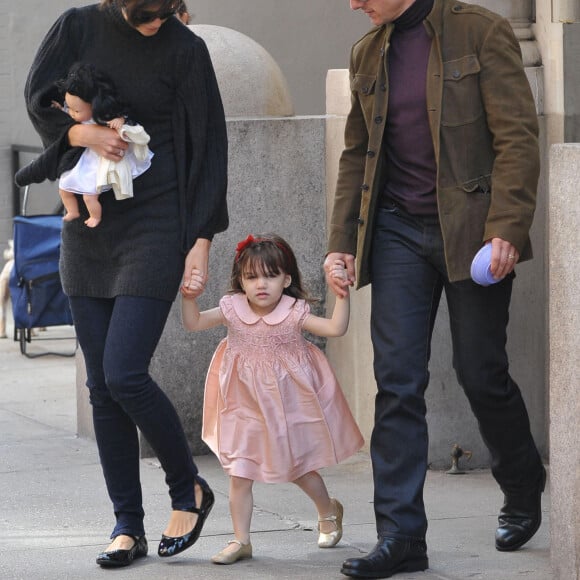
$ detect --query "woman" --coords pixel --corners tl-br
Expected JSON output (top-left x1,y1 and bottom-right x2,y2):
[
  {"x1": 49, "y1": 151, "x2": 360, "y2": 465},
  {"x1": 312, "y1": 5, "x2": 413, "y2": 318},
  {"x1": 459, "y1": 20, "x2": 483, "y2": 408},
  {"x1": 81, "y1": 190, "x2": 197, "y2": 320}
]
[{"x1": 21, "y1": 0, "x2": 228, "y2": 568}]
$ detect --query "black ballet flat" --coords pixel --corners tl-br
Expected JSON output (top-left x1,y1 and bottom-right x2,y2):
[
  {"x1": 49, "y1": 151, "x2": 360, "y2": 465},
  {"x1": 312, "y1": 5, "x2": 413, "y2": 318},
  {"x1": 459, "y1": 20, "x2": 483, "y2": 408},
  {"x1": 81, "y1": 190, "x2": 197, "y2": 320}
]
[
  {"x1": 158, "y1": 477, "x2": 215, "y2": 557},
  {"x1": 96, "y1": 535, "x2": 148, "y2": 568}
]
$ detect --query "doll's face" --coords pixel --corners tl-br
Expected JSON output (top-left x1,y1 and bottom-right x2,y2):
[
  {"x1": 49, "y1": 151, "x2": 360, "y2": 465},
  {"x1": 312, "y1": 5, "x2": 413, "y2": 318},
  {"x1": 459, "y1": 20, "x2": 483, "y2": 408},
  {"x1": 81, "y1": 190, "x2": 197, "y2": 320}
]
[{"x1": 64, "y1": 93, "x2": 92, "y2": 123}]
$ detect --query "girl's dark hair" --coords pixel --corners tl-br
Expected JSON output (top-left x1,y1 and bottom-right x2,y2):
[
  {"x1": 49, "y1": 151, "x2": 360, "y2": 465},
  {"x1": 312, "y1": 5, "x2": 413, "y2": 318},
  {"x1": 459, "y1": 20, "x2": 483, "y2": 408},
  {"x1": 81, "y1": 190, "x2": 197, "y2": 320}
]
[
  {"x1": 56, "y1": 62, "x2": 128, "y2": 125},
  {"x1": 230, "y1": 234, "x2": 314, "y2": 303},
  {"x1": 100, "y1": 0, "x2": 181, "y2": 27}
]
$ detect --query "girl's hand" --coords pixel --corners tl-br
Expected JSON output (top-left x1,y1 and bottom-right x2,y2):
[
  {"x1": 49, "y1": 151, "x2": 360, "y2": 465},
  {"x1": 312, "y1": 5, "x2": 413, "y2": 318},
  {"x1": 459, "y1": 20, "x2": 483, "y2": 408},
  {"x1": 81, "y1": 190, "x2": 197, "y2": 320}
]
[
  {"x1": 68, "y1": 122, "x2": 128, "y2": 161},
  {"x1": 304, "y1": 258, "x2": 351, "y2": 337},
  {"x1": 329, "y1": 259, "x2": 348, "y2": 283},
  {"x1": 324, "y1": 252, "x2": 355, "y2": 298},
  {"x1": 182, "y1": 238, "x2": 211, "y2": 297},
  {"x1": 180, "y1": 268, "x2": 205, "y2": 300}
]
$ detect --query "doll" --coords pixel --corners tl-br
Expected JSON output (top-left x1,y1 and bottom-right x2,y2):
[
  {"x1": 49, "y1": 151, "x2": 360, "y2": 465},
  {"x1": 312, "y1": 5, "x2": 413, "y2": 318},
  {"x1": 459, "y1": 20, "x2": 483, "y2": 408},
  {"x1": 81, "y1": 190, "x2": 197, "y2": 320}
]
[{"x1": 53, "y1": 62, "x2": 153, "y2": 227}]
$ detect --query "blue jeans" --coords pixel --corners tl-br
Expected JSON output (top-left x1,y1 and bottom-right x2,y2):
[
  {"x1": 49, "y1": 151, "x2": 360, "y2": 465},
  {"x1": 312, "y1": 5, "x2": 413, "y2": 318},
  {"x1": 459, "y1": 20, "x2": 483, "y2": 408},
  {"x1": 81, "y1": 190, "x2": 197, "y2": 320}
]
[
  {"x1": 369, "y1": 204, "x2": 543, "y2": 540},
  {"x1": 69, "y1": 296, "x2": 198, "y2": 539}
]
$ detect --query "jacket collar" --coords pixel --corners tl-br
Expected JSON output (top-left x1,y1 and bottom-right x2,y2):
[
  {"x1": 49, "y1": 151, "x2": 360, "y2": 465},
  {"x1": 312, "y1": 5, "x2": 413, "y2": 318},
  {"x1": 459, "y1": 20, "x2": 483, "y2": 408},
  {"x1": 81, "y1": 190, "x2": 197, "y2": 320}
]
[
  {"x1": 425, "y1": 0, "x2": 447, "y2": 37},
  {"x1": 376, "y1": 0, "x2": 444, "y2": 50}
]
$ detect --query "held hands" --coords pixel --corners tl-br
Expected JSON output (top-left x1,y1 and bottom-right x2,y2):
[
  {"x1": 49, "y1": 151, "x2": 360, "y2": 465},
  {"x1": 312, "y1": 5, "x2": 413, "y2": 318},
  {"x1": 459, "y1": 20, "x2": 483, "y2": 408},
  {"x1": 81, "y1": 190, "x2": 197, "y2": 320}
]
[
  {"x1": 329, "y1": 260, "x2": 348, "y2": 282},
  {"x1": 181, "y1": 238, "x2": 211, "y2": 300},
  {"x1": 180, "y1": 268, "x2": 206, "y2": 300},
  {"x1": 324, "y1": 253, "x2": 355, "y2": 298}
]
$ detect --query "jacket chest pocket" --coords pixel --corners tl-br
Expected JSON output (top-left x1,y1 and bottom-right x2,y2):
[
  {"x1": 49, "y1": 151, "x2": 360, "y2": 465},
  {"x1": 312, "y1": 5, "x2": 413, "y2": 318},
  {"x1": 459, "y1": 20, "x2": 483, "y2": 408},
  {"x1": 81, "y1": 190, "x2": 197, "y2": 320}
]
[
  {"x1": 441, "y1": 55, "x2": 483, "y2": 127},
  {"x1": 352, "y1": 74, "x2": 377, "y2": 128}
]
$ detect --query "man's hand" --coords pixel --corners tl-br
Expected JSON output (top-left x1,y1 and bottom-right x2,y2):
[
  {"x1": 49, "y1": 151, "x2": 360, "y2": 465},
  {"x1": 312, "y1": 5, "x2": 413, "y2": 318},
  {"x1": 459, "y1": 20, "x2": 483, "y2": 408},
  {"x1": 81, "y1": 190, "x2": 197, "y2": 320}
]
[
  {"x1": 489, "y1": 238, "x2": 519, "y2": 280},
  {"x1": 324, "y1": 252, "x2": 355, "y2": 298}
]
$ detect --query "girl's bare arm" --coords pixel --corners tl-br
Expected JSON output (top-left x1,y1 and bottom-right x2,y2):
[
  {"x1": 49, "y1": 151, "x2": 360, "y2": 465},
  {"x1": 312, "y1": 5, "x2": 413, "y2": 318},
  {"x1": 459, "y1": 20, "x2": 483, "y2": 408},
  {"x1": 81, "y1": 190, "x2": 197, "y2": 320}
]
[
  {"x1": 181, "y1": 297, "x2": 224, "y2": 332},
  {"x1": 302, "y1": 292, "x2": 350, "y2": 338},
  {"x1": 302, "y1": 259, "x2": 350, "y2": 338}
]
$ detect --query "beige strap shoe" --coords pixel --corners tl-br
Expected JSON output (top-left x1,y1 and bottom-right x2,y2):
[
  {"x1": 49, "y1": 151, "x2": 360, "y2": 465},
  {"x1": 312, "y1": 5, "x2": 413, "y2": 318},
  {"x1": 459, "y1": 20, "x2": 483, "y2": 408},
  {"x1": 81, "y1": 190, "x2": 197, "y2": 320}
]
[
  {"x1": 211, "y1": 539, "x2": 253, "y2": 565},
  {"x1": 318, "y1": 498, "x2": 344, "y2": 548}
]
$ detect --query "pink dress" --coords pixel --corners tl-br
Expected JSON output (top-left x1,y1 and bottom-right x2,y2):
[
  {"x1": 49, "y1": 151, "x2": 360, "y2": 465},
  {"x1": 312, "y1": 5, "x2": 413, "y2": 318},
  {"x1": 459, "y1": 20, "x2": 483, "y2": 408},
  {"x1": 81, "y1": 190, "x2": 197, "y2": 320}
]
[{"x1": 202, "y1": 293, "x2": 364, "y2": 483}]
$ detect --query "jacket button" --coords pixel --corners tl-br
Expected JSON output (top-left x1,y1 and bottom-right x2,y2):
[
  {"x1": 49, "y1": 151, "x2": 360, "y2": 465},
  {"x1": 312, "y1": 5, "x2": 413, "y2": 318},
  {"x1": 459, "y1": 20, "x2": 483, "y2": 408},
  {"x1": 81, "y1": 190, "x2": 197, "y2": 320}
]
[
  {"x1": 452, "y1": 70, "x2": 460, "y2": 79},
  {"x1": 362, "y1": 87, "x2": 369, "y2": 94},
  {"x1": 380, "y1": 83, "x2": 386, "y2": 91},
  {"x1": 361, "y1": 184, "x2": 370, "y2": 191},
  {"x1": 357, "y1": 217, "x2": 365, "y2": 225},
  {"x1": 374, "y1": 116, "x2": 383, "y2": 124},
  {"x1": 367, "y1": 150, "x2": 375, "y2": 158}
]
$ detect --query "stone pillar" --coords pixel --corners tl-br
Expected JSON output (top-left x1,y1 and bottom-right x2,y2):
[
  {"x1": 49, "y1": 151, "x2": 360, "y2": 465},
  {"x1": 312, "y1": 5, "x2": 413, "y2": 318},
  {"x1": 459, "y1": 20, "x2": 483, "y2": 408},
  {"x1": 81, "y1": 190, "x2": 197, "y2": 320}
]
[{"x1": 549, "y1": 144, "x2": 580, "y2": 580}]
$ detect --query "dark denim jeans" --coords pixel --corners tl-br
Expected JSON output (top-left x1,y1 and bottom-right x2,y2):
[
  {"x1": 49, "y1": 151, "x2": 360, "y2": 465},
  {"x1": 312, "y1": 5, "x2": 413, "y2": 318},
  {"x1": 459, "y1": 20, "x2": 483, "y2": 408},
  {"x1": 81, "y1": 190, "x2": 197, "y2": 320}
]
[
  {"x1": 369, "y1": 204, "x2": 542, "y2": 540},
  {"x1": 69, "y1": 295, "x2": 198, "y2": 539}
]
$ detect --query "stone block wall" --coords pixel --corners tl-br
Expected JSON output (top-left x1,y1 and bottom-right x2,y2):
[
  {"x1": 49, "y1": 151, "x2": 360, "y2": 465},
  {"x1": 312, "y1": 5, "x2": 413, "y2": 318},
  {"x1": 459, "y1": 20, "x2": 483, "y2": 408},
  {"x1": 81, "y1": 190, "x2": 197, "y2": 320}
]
[
  {"x1": 146, "y1": 116, "x2": 327, "y2": 455},
  {"x1": 77, "y1": 116, "x2": 327, "y2": 455}
]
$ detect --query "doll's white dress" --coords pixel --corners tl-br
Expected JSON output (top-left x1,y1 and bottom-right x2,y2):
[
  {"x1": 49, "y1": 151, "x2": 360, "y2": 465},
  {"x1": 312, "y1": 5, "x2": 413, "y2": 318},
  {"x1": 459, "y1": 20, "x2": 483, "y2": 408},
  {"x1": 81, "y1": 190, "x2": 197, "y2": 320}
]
[
  {"x1": 202, "y1": 293, "x2": 364, "y2": 483},
  {"x1": 59, "y1": 120, "x2": 153, "y2": 200}
]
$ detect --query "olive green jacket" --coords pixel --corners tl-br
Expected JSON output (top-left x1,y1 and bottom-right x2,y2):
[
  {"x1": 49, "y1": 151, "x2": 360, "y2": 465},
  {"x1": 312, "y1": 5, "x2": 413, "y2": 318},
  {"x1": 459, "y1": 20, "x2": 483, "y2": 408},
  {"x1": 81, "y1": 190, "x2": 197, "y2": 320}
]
[{"x1": 328, "y1": 0, "x2": 540, "y2": 286}]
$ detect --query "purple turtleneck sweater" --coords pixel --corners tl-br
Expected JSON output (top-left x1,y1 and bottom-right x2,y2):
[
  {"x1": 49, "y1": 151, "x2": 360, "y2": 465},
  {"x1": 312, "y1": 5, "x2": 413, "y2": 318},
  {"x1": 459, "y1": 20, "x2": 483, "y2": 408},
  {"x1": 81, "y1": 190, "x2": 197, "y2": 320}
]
[{"x1": 381, "y1": 0, "x2": 437, "y2": 216}]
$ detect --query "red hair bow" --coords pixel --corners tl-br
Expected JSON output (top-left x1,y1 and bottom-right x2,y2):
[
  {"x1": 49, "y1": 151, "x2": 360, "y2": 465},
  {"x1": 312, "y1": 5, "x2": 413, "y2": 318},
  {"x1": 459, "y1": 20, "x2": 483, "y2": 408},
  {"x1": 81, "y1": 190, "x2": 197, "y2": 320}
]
[{"x1": 235, "y1": 234, "x2": 256, "y2": 260}]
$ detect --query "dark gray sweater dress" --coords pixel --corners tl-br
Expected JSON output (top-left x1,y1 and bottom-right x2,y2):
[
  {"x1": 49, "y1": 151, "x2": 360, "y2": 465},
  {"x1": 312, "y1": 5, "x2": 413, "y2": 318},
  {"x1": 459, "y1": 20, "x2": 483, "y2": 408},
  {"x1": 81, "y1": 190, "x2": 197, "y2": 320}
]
[{"x1": 21, "y1": 3, "x2": 228, "y2": 301}]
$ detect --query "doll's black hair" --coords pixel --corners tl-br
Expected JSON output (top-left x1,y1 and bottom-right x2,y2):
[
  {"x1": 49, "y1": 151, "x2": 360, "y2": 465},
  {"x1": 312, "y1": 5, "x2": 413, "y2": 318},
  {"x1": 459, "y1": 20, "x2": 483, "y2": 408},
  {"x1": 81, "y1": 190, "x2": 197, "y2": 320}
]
[{"x1": 56, "y1": 62, "x2": 129, "y2": 126}]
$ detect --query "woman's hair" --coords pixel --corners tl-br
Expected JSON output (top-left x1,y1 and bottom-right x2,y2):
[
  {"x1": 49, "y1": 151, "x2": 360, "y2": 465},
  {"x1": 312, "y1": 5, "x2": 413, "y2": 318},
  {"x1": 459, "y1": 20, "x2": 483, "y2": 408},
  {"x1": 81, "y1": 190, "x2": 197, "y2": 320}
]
[
  {"x1": 56, "y1": 62, "x2": 128, "y2": 125},
  {"x1": 176, "y1": 0, "x2": 190, "y2": 23},
  {"x1": 230, "y1": 234, "x2": 314, "y2": 302},
  {"x1": 100, "y1": 0, "x2": 181, "y2": 27}
]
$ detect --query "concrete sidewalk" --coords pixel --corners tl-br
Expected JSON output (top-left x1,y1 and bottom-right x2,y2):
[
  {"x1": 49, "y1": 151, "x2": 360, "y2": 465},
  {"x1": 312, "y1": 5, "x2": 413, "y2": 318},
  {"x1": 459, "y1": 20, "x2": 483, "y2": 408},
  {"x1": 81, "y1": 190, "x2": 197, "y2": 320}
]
[{"x1": 0, "y1": 324, "x2": 552, "y2": 580}]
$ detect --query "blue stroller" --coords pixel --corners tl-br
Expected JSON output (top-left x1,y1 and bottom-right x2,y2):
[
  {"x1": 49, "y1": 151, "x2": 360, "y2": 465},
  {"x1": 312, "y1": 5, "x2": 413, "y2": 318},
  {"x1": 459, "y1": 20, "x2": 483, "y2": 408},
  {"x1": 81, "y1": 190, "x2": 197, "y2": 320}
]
[{"x1": 9, "y1": 187, "x2": 75, "y2": 357}]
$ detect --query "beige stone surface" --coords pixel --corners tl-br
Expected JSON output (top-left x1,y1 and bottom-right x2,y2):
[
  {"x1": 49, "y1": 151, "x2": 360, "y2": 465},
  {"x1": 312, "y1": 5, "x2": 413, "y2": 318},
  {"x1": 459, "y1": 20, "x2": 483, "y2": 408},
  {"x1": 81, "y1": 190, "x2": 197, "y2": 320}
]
[
  {"x1": 549, "y1": 143, "x2": 580, "y2": 580},
  {"x1": 190, "y1": 24, "x2": 294, "y2": 118}
]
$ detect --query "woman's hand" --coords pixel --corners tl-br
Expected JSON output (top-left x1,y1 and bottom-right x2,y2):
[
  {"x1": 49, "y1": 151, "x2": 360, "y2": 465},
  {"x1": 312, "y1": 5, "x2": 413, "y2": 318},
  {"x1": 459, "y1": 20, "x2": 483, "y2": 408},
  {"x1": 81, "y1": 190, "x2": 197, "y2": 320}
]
[
  {"x1": 181, "y1": 238, "x2": 211, "y2": 299},
  {"x1": 68, "y1": 123, "x2": 128, "y2": 161},
  {"x1": 180, "y1": 268, "x2": 205, "y2": 299}
]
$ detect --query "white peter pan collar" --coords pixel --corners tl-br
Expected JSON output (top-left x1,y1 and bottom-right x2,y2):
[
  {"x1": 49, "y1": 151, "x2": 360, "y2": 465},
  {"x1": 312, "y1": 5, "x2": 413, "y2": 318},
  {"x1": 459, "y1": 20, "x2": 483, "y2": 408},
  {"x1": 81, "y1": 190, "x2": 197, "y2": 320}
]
[{"x1": 231, "y1": 293, "x2": 296, "y2": 325}]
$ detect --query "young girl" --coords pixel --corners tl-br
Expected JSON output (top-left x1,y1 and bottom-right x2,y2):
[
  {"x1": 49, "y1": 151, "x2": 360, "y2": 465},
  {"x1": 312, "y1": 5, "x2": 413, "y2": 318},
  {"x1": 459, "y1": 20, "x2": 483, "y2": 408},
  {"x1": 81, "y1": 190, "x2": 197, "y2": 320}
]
[
  {"x1": 53, "y1": 62, "x2": 153, "y2": 227},
  {"x1": 181, "y1": 233, "x2": 364, "y2": 565}
]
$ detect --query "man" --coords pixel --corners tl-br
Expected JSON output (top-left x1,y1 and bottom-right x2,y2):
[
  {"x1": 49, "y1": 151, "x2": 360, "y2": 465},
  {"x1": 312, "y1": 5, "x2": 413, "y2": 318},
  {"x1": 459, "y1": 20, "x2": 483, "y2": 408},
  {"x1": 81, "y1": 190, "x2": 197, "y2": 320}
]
[{"x1": 325, "y1": 0, "x2": 545, "y2": 578}]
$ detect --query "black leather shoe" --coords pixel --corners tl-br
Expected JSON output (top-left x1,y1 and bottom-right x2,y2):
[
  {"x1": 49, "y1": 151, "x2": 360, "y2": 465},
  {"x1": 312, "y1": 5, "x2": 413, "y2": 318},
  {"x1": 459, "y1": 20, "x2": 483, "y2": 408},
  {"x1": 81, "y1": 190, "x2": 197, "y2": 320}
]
[
  {"x1": 96, "y1": 535, "x2": 148, "y2": 568},
  {"x1": 158, "y1": 476, "x2": 215, "y2": 557},
  {"x1": 495, "y1": 466, "x2": 546, "y2": 552},
  {"x1": 341, "y1": 536, "x2": 428, "y2": 578}
]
